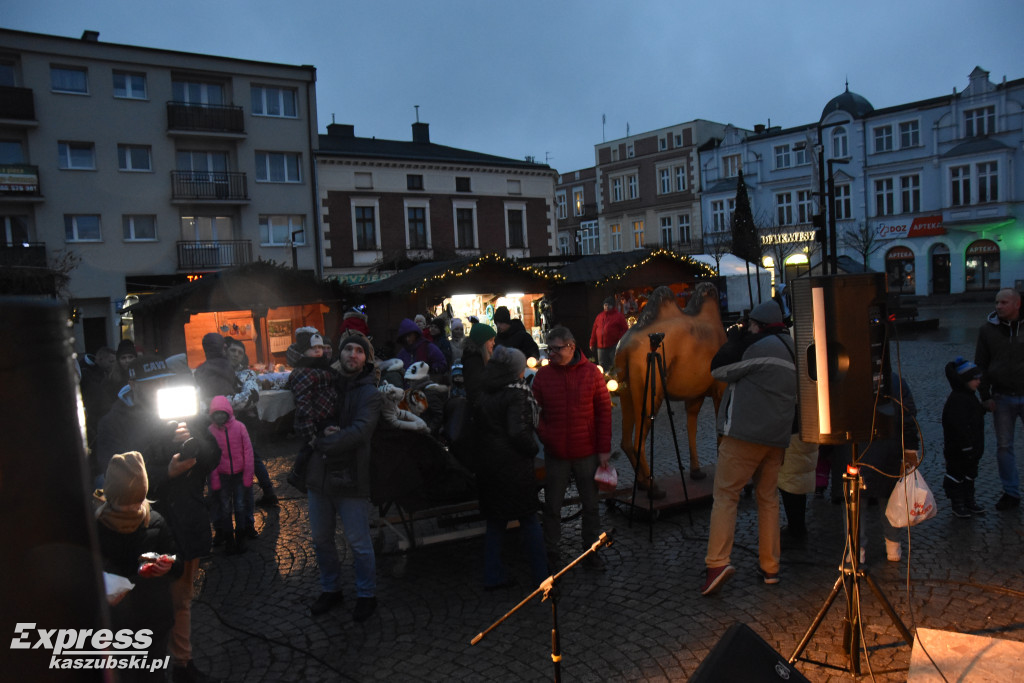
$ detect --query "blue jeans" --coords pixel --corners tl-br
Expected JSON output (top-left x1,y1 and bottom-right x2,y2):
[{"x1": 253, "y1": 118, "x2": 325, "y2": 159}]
[
  {"x1": 218, "y1": 473, "x2": 251, "y2": 532},
  {"x1": 307, "y1": 491, "x2": 376, "y2": 598},
  {"x1": 993, "y1": 394, "x2": 1024, "y2": 498},
  {"x1": 483, "y1": 515, "x2": 548, "y2": 587}
]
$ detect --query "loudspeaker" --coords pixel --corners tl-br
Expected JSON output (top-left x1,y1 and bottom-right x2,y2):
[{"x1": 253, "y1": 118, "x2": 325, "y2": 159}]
[
  {"x1": 688, "y1": 622, "x2": 810, "y2": 682},
  {"x1": 790, "y1": 273, "x2": 889, "y2": 445}
]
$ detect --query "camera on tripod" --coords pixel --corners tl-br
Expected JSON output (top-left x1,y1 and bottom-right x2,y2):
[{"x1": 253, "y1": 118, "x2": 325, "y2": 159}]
[{"x1": 648, "y1": 332, "x2": 665, "y2": 350}]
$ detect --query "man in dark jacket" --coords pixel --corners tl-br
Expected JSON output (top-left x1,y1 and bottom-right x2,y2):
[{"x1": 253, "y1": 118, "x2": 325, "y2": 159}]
[
  {"x1": 532, "y1": 326, "x2": 611, "y2": 570},
  {"x1": 306, "y1": 332, "x2": 383, "y2": 622},
  {"x1": 194, "y1": 332, "x2": 237, "y2": 409},
  {"x1": 702, "y1": 301, "x2": 796, "y2": 596},
  {"x1": 975, "y1": 288, "x2": 1024, "y2": 510},
  {"x1": 493, "y1": 305, "x2": 540, "y2": 360}
]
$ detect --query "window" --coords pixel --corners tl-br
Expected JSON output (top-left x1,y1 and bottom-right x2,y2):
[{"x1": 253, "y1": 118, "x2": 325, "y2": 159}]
[
  {"x1": 626, "y1": 143, "x2": 634, "y2": 158},
  {"x1": 407, "y1": 206, "x2": 428, "y2": 249},
  {"x1": 950, "y1": 165, "x2": 970, "y2": 206},
  {"x1": 172, "y1": 79, "x2": 223, "y2": 105},
  {"x1": 775, "y1": 144, "x2": 791, "y2": 169},
  {"x1": 355, "y1": 206, "x2": 376, "y2": 250},
  {"x1": 456, "y1": 207, "x2": 475, "y2": 248},
  {"x1": 611, "y1": 148, "x2": 619, "y2": 162},
  {"x1": 572, "y1": 189, "x2": 584, "y2": 216},
  {"x1": 51, "y1": 66, "x2": 87, "y2": 93},
  {"x1": 609, "y1": 223, "x2": 622, "y2": 252},
  {"x1": 659, "y1": 168, "x2": 671, "y2": 194},
  {"x1": 251, "y1": 85, "x2": 297, "y2": 117},
  {"x1": 964, "y1": 106, "x2": 996, "y2": 137},
  {"x1": 558, "y1": 234, "x2": 570, "y2": 255},
  {"x1": 255, "y1": 152, "x2": 301, "y2": 182},
  {"x1": 113, "y1": 71, "x2": 147, "y2": 99},
  {"x1": 632, "y1": 220, "x2": 644, "y2": 248},
  {"x1": 899, "y1": 121, "x2": 920, "y2": 148},
  {"x1": 660, "y1": 216, "x2": 673, "y2": 246},
  {"x1": 407, "y1": 174, "x2": 424, "y2": 191},
  {"x1": 900, "y1": 175, "x2": 920, "y2": 213},
  {"x1": 2, "y1": 215, "x2": 29, "y2": 245},
  {"x1": 834, "y1": 184, "x2": 851, "y2": 220},
  {"x1": 873, "y1": 125, "x2": 893, "y2": 153},
  {"x1": 181, "y1": 215, "x2": 232, "y2": 241},
  {"x1": 797, "y1": 190, "x2": 814, "y2": 223},
  {"x1": 58, "y1": 141, "x2": 95, "y2": 170},
  {"x1": 711, "y1": 200, "x2": 727, "y2": 232},
  {"x1": 674, "y1": 134, "x2": 682, "y2": 146},
  {"x1": 722, "y1": 154, "x2": 740, "y2": 177},
  {"x1": 776, "y1": 193, "x2": 793, "y2": 225},
  {"x1": 832, "y1": 127, "x2": 848, "y2": 158},
  {"x1": 122, "y1": 215, "x2": 156, "y2": 241},
  {"x1": 627, "y1": 174, "x2": 638, "y2": 199},
  {"x1": 977, "y1": 162, "x2": 998, "y2": 203},
  {"x1": 0, "y1": 61, "x2": 16, "y2": 88},
  {"x1": 675, "y1": 166, "x2": 687, "y2": 192},
  {"x1": 259, "y1": 215, "x2": 304, "y2": 246},
  {"x1": 659, "y1": 138, "x2": 667, "y2": 151},
  {"x1": 678, "y1": 214, "x2": 691, "y2": 243},
  {"x1": 793, "y1": 145, "x2": 808, "y2": 165},
  {"x1": 874, "y1": 178, "x2": 895, "y2": 216},
  {"x1": 455, "y1": 177, "x2": 471, "y2": 192},
  {"x1": 64, "y1": 214, "x2": 101, "y2": 242},
  {"x1": 507, "y1": 208, "x2": 525, "y2": 248},
  {"x1": 555, "y1": 191, "x2": 567, "y2": 219},
  {"x1": 580, "y1": 221, "x2": 600, "y2": 255},
  {"x1": 611, "y1": 178, "x2": 622, "y2": 202},
  {"x1": 117, "y1": 145, "x2": 152, "y2": 172},
  {"x1": 0, "y1": 140, "x2": 25, "y2": 164}
]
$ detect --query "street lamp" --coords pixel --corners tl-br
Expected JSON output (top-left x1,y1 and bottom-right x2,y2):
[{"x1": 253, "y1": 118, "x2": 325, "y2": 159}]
[
  {"x1": 290, "y1": 228, "x2": 303, "y2": 269},
  {"x1": 826, "y1": 157, "x2": 851, "y2": 275}
]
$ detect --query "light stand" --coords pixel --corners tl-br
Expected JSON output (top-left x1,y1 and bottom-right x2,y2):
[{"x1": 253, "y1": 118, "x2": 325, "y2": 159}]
[
  {"x1": 788, "y1": 460, "x2": 913, "y2": 676},
  {"x1": 627, "y1": 332, "x2": 692, "y2": 538},
  {"x1": 471, "y1": 530, "x2": 615, "y2": 683}
]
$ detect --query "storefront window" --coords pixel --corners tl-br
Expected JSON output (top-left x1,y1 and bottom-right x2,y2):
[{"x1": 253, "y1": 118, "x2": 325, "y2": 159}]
[
  {"x1": 965, "y1": 239, "x2": 1000, "y2": 291},
  {"x1": 886, "y1": 246, "x2": 915, "y2": 293}
]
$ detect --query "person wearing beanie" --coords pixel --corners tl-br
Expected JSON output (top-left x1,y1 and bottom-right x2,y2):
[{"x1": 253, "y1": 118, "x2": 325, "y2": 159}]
[
  {"x1": 339, "y1": 307, "x2": 370, "y2": 338},
  {"x1": 473, "y1": 345, "x2": 547, "y2": 589},
  {"x1": 284, "y1": 327, "x2": 339, "y2": 491},
  {"x1": 95, "y1": 451, "x2": 183, "y2": 682},
  {"x1": 395, "y1": 318, "x2": 447, "y2": 376},
  {"x1": 589, "y1": 296, "x2": 629, "y2": 372},
  {"x1": 493, "y1": 305, "x2": 540, "y2": 360},
  {"x1": 194, "y1": 332, "x2": 237, "y2": 410},
  {"x1": 463, "y1": 322, "x2": 497, "y2": 404},
  {"x1": 428, "y1": 317, "x2": 453, "y2": 368},
  {"x1": 943, "y1": 357, "x2": 986, "y2": 518},
  {"x1": 701, "y1": 299, "x2": 797, "y2": 595}
]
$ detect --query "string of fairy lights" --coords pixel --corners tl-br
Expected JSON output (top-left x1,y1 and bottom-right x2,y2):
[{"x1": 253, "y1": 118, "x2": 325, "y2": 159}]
[
  {"x1": 588, "y1": 248, "x2": 718, "y2": 287},
  {"x1": 408, "y1": 253, "x2": 565, "y2": 294}
]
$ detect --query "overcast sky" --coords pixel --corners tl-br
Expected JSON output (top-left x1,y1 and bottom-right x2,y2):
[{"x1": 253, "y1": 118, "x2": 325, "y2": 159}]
[{"x1": 6, "y1": 0, "x2": 1023, "y2": 172}]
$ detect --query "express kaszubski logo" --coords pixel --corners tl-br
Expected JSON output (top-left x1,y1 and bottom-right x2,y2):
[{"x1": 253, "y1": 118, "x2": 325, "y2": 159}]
[{"x1": 11, "y1": 623, "x2": 170, "y2": 672}]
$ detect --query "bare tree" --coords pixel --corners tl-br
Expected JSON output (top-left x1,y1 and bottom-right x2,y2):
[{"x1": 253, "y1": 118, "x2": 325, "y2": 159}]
[
  {"x1": 705, "y1": 230, "x2": 731, "y2": 272},
  {"x1": 841, "y1": 222, "x2": 883, "y2": 270}
]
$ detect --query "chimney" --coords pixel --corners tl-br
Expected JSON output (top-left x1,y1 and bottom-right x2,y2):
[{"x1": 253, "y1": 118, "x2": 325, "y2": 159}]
[
  {"x1": 412, "y1": 122, "x2": 430, "y2": 144},
  {"x1": 754, "y1": 123, "x2": 766, "y2": 134},
  {"x1": 81, "y1": 30, "x2": 100, "y2": 42},
  {"x1": 327, "y1": 123, "x2": 354, "y2": 138}
]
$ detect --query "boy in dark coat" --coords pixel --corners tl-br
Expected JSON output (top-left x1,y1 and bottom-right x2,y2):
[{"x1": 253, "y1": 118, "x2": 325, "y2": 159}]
[{"x1": 942, "y1": 357, "x2": 986, "y2": 517}]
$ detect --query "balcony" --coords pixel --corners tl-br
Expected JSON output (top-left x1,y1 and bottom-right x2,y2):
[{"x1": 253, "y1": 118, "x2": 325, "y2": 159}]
[
  {"x1": 0, "y1": 86, "x2": 36, "y2": 122},
  {"x1": 171, "y1": 171, "x2": 248, "y2": 202},
  {"x1": 166, "y1": 101, "x2": 245, "y2": 135},
  {"x1": 177, "y1": 240, "x2": 252, "y2": 270},
  {"x1": 0, "y1": 242, "x2": 47, "y2": 268},
  {"x1": 0, "y1": 164, "x2": 41, "y2": 197}
]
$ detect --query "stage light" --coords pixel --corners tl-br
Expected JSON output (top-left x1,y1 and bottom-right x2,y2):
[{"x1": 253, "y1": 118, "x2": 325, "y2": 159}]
[
  {"x1": 157, "y1": 386, "x2": 199, "y2": 420},
  {"x1": 846, "y1": 464, "x2": 859, "y2": 476}
]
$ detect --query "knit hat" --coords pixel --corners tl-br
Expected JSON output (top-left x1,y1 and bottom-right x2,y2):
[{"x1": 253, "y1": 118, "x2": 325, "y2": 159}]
[
  {"x1": 128, "y1": 356, "x2": 176, "y2": 383},
  {"x1": 469, "y1": 322, "x2": 496, "y2": 346},
  {"x1": 338, "y1": 329, "x2": 373, "y2": 360},
  {"x1": 603, "y1": 296, "x2": 615, "y2": 307},
  {"x1": 493, "y1": 306, "x2": 511, "y2": 324},
  {"x1": 954, "y1": 357, "x2": 981, "y2": 381},
  {"x1": 451, "y1": 318, "x2": 464, "y2": 331},
  {"x1": 294, "y1": 326, "x2": 325, "y2": 353},
  {"x1": 490, "y1": 345, "x2": 527, "y2": 377},
  {"x1": 343, "y1": 307, "x2": 367, "y2": 322},
  {"x1": 115, "y1": 338, "x2": 137, "y2": 359},
  {"x1": 414, "y1": 314, "x2": 427, "y2": 328},
  {"x1": 104, "y1": 451, "x2": 149, "y2": 507},
  {"x1": 201, "y1": 332, "x2": 225, "y2": 357},
  {"x1": 749, "y1": 301, "x2": 783, "y2": 326},
  {"x1": 405, "y1": 361, "x2": 430, "y2": 382}
]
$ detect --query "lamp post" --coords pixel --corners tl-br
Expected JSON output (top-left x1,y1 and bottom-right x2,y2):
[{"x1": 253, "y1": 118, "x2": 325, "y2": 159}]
[
  {"x1": 826, "y1": 157, "x2": 851, "y2": 276},
  {"x1": 290, "y1": 228, "x2": 303, "y2": 269}
]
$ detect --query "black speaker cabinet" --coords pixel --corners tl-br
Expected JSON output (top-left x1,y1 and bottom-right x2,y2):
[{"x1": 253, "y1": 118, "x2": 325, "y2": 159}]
[
  {"x1": 791, "y1": 273, "x2": 889, "y2": 445},
  {"x1": 688, "y1": 622, "x2": 810, "y2": 682}
]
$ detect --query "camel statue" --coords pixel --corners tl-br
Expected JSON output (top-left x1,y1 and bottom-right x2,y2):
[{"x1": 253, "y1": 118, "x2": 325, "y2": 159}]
[{"x1": 613, "y1": 282, "x2": 726, "y2": 496}]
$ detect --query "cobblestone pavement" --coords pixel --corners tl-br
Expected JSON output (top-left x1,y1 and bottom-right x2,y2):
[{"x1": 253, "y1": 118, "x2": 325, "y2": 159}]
[{"x1": 188, "y1": 302, "x2": 1024, "y2": 682}]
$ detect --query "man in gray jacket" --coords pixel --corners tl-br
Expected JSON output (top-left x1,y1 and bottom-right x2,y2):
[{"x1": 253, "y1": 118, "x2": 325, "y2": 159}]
[{"x1": 702, "y1": 301, "x2": 797, "y2": 595}]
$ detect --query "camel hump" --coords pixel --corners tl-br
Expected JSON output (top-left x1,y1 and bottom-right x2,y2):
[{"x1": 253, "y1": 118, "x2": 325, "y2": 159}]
[
  {"x1": 683, "y1": 281, "x2": 721, "y2": 318},
  {"x1": 632, "y1": 282, "x2": 721, "y2": 330}
]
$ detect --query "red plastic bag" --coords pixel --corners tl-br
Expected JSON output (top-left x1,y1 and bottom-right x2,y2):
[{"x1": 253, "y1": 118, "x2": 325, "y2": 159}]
[{"x1": 594, "y1": 464, "x2": 618, "y2": 492}]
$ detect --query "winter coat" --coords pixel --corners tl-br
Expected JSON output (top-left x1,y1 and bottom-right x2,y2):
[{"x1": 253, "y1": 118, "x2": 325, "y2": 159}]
[
  {"x1": 975, "y1": 311, "x2": 1024, "y2": 401},
  {"x1": 396, "y1": 318, "x2": 448, "y2": 375},
  {"x1": 194, "y1": 355, "x2": 237, "y2": 406},
  {"x1": 433, "y1": 334, "x2": 454, "y2": 368},
  {"x1": 339, "y1": 313, "x2": 370, "y2": 338},
  {"x1": 495, "y1": 318, "x2": 540, "y2": 360},
  {"x1": 227, "y1": 366, "x2": 261, "y2": 420},
  {"x1": 308, "y1": 366, "x2": 382, "y2": 498},
  {"x1": 777, "y1": 434, "x2": 818, "y2": 495},
  {"x1": 589, "y1": 308, "x2": 629, "y2": 351},
  {"x1": 942, "y1": 365, "x2": 985, "y2": 464},
  {"x1": 855, "y1": 374, "x2": 919, "y2": 497},
  {"x1": 474, "y1": 362, "x2": 540, "y2": 520},
  {"x1": 207, "y1": 395, "x2": 255, "y2": 491},
  {"x1": 531, "y1": 351, "x2": 611, "y2": 460},
  {"x1": 285, "y1": 358, "x2": 339, "y2": 439},
  {"x1": 711, "y1": 326, "x2": 797, "y2": 449},
  {"x1": 462, "y1": 345, "x2": 488, "y2": 406}
]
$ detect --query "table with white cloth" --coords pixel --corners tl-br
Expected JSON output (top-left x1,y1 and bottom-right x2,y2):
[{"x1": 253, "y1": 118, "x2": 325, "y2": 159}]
[{"x1": 256, "y1": 389, "x2": 295, "y2": 422}]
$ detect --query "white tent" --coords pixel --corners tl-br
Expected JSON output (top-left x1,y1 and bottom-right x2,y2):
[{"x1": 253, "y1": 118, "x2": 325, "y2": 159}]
[{"x1": 691, "y1": 253, "x2": 773, "y2": 313}]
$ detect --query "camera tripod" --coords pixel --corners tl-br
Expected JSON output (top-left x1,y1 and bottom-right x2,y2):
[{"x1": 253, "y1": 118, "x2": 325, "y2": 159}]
[
  {"x1": 789, "y1": 460, "x2": 913, "y2": 676},
  {"x1": 627, "y1": 332, "x2": 693, "y2": 537}
]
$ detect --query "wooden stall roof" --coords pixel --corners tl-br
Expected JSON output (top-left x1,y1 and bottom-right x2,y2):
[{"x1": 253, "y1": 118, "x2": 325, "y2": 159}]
[
  {"x1": 361, "y1": 253, "x2": 562, "y2": 297},
  {"x1": 556, "y1": 249, "x2": 717, "y2": 288}
]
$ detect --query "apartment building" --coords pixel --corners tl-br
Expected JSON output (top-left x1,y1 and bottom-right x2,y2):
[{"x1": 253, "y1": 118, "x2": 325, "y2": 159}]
[
  {"x1": 316, "y1": 122, "x2": 557, "y2": 280},
  {"x1": 553, "y1": 165, "x2": 598, "y2": 255},
  {"x1": 0, "y1": 28, "x2": 318, "y2": 352}
]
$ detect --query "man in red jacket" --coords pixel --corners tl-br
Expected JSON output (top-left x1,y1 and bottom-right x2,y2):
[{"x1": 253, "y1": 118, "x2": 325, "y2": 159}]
[
  {"x1": 532, "y1": 326, "x2": 612, "y2": 570},
  {"x1": 589, "y1": 296, "x2": 629, "y2": 372}
]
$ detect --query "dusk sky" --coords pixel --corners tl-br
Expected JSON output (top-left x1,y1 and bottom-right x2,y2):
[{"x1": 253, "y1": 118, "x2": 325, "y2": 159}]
[{"x1": 6, "y1": 0, "x2": 1023, "y2": 173}]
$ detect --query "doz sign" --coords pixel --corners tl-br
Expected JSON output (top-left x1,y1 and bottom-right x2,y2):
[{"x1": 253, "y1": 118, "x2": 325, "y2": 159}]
[{"x1": 874, "y1": 215, "x2": 945, "y2": 240}]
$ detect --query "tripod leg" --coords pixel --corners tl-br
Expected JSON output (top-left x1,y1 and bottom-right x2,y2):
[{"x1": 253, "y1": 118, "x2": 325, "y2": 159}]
[
  {"x1": 861, "y1": 570, "x2": 914, "y2": 644},
  {"x1": 653, "y1": 351, "x2": 691, "y2": 524},
  {"x1": 789, "y1": 574, "x2": 844, "y2": 664}
]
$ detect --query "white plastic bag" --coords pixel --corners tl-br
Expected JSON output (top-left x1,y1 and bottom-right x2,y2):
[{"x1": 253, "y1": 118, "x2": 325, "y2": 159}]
[
  {"x1": 594, "y1": 464, "x2": 618, "y2": 492},
  {"x1": 885, "y1": 469, "x2": 937, "y2": 528}
]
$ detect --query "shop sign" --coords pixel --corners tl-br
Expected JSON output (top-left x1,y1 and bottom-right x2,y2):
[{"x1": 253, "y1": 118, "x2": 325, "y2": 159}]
[
  {"x1": 874, "y1": 215, "x2": 945, "y2": 240},
  {"x1": 761, "y1": 230, "x2": 815, "y2": 245},
  {"x1": 967, "y1": 240, "x2": 999, "y2": 255},
  {"x1": 0, "y1": 165, "x2": 39, "y2": 193},
  {"x1": 886, "y1": 247, "x2": 914, "y2": 260}
]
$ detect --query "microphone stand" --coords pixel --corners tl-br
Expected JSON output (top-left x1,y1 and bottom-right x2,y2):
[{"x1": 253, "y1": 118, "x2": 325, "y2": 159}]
[{"x1": 471, "y1": 529, "x2": 615, "y2": 683}]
